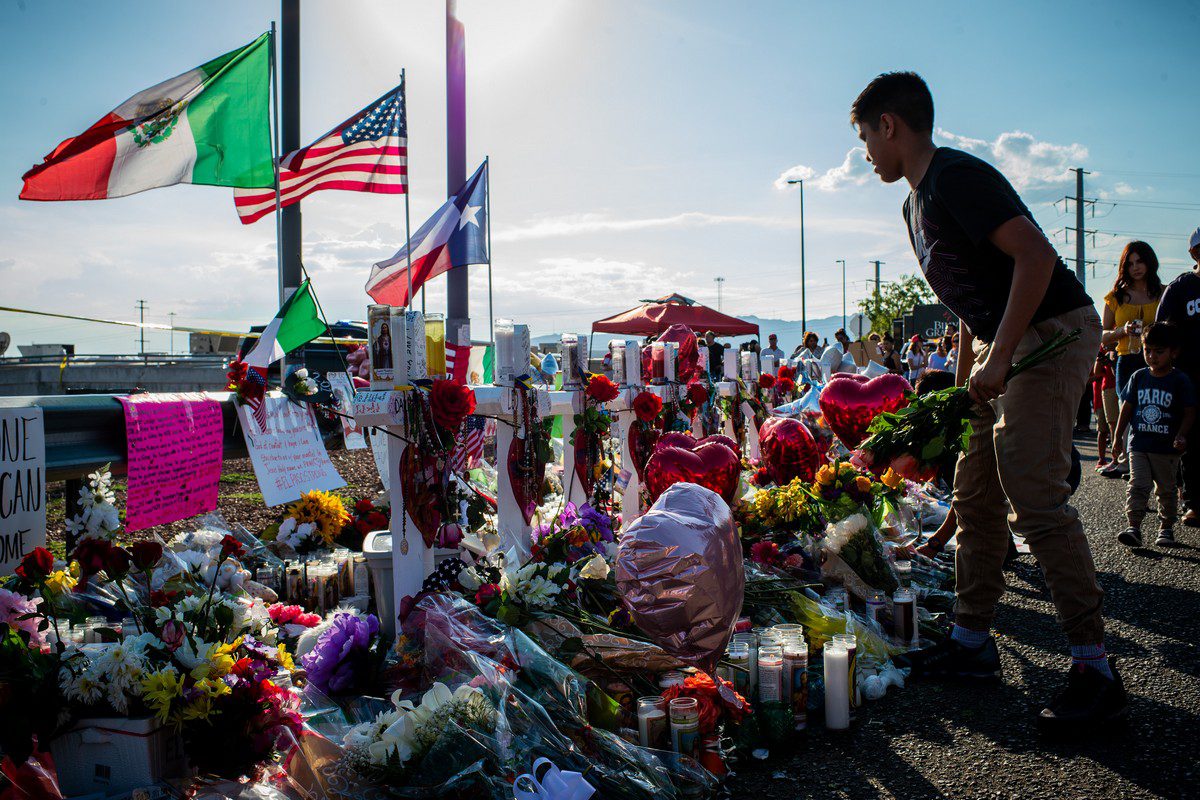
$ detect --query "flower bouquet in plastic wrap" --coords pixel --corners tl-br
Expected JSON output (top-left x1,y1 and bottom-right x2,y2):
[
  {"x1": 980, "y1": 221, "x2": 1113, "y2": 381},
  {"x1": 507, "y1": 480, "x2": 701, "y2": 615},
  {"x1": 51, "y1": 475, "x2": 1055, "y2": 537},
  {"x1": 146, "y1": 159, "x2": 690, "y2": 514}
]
[{"x1": 860, "y1": 328, "x2": 1081, "y2": 480}]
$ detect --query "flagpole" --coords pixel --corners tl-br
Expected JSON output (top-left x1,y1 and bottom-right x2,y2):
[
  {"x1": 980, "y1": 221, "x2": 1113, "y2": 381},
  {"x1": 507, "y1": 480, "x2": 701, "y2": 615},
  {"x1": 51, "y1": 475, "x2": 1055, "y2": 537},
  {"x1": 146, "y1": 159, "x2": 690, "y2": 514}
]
[
  {"x1": 485, "y1": 155, "x2": 494, "y2": 345},
  {"x1": 299, "y1": 264, "x2": 351, "y2": 377},
  {"x1": 401, "y1": 69, "x2": 415, "y2": 312},
  {"x1": 270, "y1": 22, "x2": 287, "y2": 380}
]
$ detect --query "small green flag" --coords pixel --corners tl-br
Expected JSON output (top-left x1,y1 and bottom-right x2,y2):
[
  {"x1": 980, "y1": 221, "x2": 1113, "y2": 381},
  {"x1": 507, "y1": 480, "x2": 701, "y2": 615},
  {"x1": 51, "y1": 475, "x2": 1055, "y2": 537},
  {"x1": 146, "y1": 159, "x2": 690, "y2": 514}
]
[{"x1": 244, "y1": 280, "x2": 327, "y2": 367}]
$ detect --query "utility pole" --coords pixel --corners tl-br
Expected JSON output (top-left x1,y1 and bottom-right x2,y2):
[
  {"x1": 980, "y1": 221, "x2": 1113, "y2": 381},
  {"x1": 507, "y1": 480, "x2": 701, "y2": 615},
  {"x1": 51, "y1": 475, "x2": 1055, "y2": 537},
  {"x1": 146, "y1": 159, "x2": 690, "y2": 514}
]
[
  {"x1": 1066, "y1": 167, "x2": 1094, "y2": 293},
  {"x1": 787, "y1": 178, "x2": 806, "y2": 330},
  {"x1": 445, "y1": 0, "x2": 470, "y2": 348},
  {"x1": 168, "y1": 312, "x2": 176, "y2": 354},
  {"x1": 136, "y1": 300, "x2": 147, "y2": 357},
  {"x1": 279, "y1": 0, "x2": 302, "y2": 305},
  {"x1": 714, "y1": 277, "x2": 725, "y2": 312},
  {"x1": 871, "y1": 260, "x2": 884, "y2": 302},
  {"x1": 836, "y1": 259, "x2": 847, "y2": 329}
]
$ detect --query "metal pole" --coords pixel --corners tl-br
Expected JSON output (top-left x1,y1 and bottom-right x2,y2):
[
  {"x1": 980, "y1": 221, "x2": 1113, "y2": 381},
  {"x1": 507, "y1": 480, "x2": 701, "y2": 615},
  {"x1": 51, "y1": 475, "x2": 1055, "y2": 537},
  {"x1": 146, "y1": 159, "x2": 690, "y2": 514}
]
[
  {"x1": 786, "y1": 178, "x2": 806, "y2": 330},
  {"x1": 873, "y1": 260, "x2": 883, "y2": 301},
  {"x1": 280, "y1": 1, "x2": 302, "y2": 303},
  {"x1": 169, "y1": 312, "x2": 175, "y2": 354},
  {"x1": 1074, "y1": 167, "x2": 1086, "y2": 291},
  {"x1": 401, "y1": 70, "x2": 414, "y2": 309},
  {"x1": 445, "y1": 0, "x2": 469, "y2": 342},
  {"x1": 485, "y1": 155, "x2": 494, "y2": 343},
  {"x1": 837, "y1": 259, "x2": 846, "y2": 329},
  {"x1": 137, "y1": 300, "x2": 146, "y2": 356}
]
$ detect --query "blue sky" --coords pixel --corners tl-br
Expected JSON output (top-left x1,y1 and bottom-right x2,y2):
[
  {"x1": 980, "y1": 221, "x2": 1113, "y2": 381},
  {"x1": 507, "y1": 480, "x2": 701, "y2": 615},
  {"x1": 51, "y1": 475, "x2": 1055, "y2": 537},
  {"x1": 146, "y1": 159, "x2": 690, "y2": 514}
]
[{"x1": 2, "y1": 0, "x2": 1198, "y2": 354}]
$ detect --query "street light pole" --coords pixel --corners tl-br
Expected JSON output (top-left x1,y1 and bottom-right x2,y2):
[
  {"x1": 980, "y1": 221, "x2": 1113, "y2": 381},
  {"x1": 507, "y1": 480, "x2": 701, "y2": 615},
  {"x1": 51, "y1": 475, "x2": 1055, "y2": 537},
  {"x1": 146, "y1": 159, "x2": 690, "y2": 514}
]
[
  {"x1": 787, "y1": 178, "x2": 806, "y2": 331},
  {"x1": 836, "y1": 259, "x2": 846, "y2": 330}
]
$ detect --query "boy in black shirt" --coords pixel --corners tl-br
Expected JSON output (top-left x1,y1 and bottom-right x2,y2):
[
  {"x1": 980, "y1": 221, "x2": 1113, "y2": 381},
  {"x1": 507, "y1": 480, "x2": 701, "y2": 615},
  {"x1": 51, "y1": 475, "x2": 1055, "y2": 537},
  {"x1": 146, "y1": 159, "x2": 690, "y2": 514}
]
[
  {"x1": 851, "y1": 72, "x2": 1122, "y2": 729},
  {"x1": 1113, "y1": 323, "x2": 1196, "y2": 547},
  {"x1": 1154, "y1": 228, "x2": 1200, "y2": 527}
]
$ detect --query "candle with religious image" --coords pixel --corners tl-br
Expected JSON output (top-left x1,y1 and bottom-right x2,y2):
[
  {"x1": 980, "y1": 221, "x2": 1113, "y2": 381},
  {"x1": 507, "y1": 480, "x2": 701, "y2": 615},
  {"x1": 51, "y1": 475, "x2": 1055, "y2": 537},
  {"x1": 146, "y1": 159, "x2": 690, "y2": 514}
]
[
  {"x1": 783, "y1": 636, "x2": 808, "y2": 730},
  {"x1": 757, "y1": 645, "x2": 783, "y2": 703},
  {"x1": 625, "y1": 340, "x2": 643, "y2": 386},
  {"x1": 513, "y1": 324, "x2": 531, "y2": 378},
  {"x1": 367, "y1": 304, "x2": 393, "y2": 388},
  {"x1": 637, "y1": 696, "x2": 669, "y2": 749},
  {"x1": 561, "y1": 333, "x2": 586, "y2": 388},
  {"x1": 669, "y1": 697, "x2": 700, "y2": 758},
  {"x1": 610, "y1": 340, "x2": 627, "y2": 387},
  {"x1": 404, "y1": 310, "x2": 426, "y2": 380},
  {"x1": 834, "y1": 633, "x2": 859, "y2": 718},
  {"x1": 388, "y1": 306, "x2": 409, "y2": 388},
  {"x1": 893, "y1": 587, "x2": 916, "y2": 645},
  {"x1": 722, "y1": 348, "x2": 737, "y2": 380},
  {"x1": 663, "y1": 341, "x2": 677, "y2": 383}
]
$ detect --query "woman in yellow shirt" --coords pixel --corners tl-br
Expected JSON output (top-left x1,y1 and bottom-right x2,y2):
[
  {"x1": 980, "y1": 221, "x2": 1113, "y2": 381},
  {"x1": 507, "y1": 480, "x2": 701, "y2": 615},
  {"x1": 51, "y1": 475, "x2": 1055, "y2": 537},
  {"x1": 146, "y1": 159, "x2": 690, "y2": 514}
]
[{"x1": 1099, "y1": 241, "x2": 1162, "y2": 477}]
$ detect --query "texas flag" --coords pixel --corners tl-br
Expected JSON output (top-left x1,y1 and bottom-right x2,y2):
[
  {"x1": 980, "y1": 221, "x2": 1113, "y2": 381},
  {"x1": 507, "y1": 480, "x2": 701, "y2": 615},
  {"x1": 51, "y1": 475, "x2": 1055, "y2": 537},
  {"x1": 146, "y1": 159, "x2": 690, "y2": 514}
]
[{"x1": 364, "y1": 160, "x2": 488, "y2": 307}]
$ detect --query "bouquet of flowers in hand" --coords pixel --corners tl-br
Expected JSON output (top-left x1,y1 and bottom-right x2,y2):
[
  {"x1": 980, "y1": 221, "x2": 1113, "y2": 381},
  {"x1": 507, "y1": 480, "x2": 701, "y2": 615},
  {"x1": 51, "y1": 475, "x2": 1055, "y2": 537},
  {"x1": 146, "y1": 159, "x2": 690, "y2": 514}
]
[{"x1": 861, "y1": 328, "x2": 1082, "y2": 480}]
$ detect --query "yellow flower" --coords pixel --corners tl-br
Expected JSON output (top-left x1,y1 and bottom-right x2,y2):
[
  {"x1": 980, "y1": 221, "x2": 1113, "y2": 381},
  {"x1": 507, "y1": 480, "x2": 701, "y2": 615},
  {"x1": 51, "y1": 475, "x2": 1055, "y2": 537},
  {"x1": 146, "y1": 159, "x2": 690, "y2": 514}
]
[
  {"x1": 815, "y1": 465, "x2": 835, "y2": 486},
  {"x1": 880, "y1": 468, "x2": 904, "y2": 490},
  {"x1": 854, "y1": 476, "x2": 873, "y2": 493},
  {"x1": 276, "y1": 643, "x2": 295, "y2": 672},
  {"x1": 285, "y1": 490, "x2": 351, "y2": 545},
  {"x1": 141, "y1": 669, "x2": 184, "y2": 723},
  {"x1": 44, "y1": 569, "x2": 77, "y2": 596}
]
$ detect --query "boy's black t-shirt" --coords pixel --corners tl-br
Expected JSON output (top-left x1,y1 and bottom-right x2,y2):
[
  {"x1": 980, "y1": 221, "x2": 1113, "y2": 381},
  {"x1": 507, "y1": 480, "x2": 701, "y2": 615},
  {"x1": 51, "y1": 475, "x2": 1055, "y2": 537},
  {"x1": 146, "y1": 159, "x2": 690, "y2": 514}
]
[
  {"x1": 903, "y1": 148, "x2": 1092, "y2": 343},
  {"x1": 1155, "y1": 270, "x2": 1200, "y2": 379},
  {"x1": 1127, "y1": 367, "x2": 1196, "y2": 455}
]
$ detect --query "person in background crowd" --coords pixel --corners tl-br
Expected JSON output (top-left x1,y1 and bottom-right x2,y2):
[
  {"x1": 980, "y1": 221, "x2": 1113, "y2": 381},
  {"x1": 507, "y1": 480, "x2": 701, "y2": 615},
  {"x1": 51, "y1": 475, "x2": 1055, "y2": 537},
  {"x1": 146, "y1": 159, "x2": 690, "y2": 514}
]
[
  {"x1": 928, "y1": 336, "x2": 950, "y2": 371},
  {"x1": 821, "y1": 337, "x2": 830, "y2": 350},
  {"x1": 704, "y1": 330, "x2": 725, "y2": 379},
  {"x1": 880, "y1": 334, "x2": 903, "y2": 374},
  {"x1": 945, "y1": 332, "x2": 960, "y2": 376},
  {"x1": 1092, "y1": 348, "x2": 1118, "y2": 471},
  {"x1": 761, "y1": 333, "x2": 785, "y2": 363},
  {"x1": 1155, "y1": 226, "x2": 1200, "y2": 527},
  {"x1": 905, "y1": 335, "x2": 927, "y2": 383},
  {"x1": 831, "y1": 328, "x2": 852, "y2": 355},
  {"x1": 853, "y1": 70, "x2": 1117, "y2": 725},
  {"x1": 1099, "y1": 241, "x2": 1163, "y2": 476},
  {"x1": 1113, "y1": 323, "x2": 1196, "y2": 548}
]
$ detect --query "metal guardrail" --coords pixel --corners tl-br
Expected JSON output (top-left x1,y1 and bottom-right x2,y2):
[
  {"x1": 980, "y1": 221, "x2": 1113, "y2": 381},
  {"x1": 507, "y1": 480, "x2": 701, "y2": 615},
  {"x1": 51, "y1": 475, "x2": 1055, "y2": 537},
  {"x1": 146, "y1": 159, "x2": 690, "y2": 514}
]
[
  {"x1": 0, "y1": 392, "x2": 250, "y2": 483},
  {"x1": 1, "y1": 353, "x2": 232, "y2": 367}
]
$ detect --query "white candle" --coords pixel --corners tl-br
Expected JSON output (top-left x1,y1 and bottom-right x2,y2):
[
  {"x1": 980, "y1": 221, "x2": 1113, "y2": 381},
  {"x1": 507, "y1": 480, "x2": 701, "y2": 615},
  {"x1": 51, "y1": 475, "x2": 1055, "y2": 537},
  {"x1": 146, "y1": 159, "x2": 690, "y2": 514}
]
[
  {"x1": 494, "y1": 319, "x2": 515, "y2": 385},
  {"x1": 758, "y1": 645, "x2": 783, "y2": 703},
  {"x1": 625, "y1": 340, "x2": 642, "y2": 386},
  {"x1": 722, "y1": 348, "x2": 737, "y2": 380},
  {"x1": 637, "y1": 696, "x2": 668, "y2": 749},
  {"x1": 824, "y1": 642, "x2": 850, "y2": 730}
]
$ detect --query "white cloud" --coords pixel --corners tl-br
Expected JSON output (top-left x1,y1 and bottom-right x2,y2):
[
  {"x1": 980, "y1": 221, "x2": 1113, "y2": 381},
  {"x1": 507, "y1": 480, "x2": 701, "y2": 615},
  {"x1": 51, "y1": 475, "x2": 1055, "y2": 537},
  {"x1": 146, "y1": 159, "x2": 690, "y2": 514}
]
[
  {"x1": 775, "y1": 147, "x2": 875, "y2": 192},
  {"x1": 491, "y1": 211, "x2": 790, "y2": 243},
  {"x1": 494, "y1": 256, "x2": 694, "y2": 308},
  {"x1": 936, "y1": 128, "x2": 1087, "y2": 191}
]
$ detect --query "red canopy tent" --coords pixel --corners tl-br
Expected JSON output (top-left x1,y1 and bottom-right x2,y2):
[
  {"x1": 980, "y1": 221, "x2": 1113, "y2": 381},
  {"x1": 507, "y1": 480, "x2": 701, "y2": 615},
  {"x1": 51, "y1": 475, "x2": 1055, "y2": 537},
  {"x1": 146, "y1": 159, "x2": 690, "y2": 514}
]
[{"x1": 591, "y1": 293, "x2": 759, "y2": 337}]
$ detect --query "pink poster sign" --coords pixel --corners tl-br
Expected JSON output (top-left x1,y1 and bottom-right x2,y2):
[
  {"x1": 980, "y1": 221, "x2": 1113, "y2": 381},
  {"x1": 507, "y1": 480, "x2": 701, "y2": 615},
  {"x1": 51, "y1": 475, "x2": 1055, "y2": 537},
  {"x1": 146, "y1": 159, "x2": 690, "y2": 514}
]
[{"x1": 118, "y1": 393, "x2": 224, "y2": 532}]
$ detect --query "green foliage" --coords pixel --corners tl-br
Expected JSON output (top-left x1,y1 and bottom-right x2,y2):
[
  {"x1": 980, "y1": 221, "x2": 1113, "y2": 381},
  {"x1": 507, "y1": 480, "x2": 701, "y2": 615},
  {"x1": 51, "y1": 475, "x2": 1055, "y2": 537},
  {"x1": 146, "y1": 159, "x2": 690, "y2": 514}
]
[{"x1": 857, "y1": 273, "x2": 936, "y2": 336}]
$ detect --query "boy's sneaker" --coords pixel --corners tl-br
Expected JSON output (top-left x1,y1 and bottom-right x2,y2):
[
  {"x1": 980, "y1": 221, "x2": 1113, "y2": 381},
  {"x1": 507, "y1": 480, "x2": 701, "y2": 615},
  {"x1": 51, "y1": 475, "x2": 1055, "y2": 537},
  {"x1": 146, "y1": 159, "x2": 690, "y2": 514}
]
[
  {"x1": 1117, "y1": 527, "x2": 1142, "y2": 548},
  {"x1": 900, "y1": 636, "x2": 1001, "y2": 680},
  {"x1": 1155, "y1": 529, "x2": 1176, "y2": 547},
  {"x1": 1099, "y1": 462, "x2": 1127, "y2": 478},
  {"x1": 1038, "y1": 659, "x2": 1128, "y2": 731},
  {"x1": 1094, "y1": 459, "x2": 1111, "y2": 472}
]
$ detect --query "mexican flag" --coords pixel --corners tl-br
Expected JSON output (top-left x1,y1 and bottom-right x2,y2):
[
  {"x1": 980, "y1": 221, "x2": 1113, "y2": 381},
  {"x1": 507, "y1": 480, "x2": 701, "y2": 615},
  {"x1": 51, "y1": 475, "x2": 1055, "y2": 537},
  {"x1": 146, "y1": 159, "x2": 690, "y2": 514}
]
[
  {"x1": 244, "y1": 280, "x2": 327, "y2": 369},
  {"x1": 20, "y1": 33, "x2": 273, "y2": 201}
]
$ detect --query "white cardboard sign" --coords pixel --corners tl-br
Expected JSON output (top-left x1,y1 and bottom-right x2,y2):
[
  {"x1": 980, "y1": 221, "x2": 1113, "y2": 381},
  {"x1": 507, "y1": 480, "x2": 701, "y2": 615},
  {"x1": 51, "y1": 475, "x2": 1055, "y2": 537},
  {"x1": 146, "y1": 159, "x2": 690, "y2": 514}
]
[{"x1": 238, "y1": 396, "x2": 345, "y2": 506}]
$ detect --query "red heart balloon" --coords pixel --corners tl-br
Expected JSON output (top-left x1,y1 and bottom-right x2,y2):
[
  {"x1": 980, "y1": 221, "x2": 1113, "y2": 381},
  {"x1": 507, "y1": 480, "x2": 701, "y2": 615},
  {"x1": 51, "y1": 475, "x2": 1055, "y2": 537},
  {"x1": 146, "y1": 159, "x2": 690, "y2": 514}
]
[
  {"x1": 655, "y1": 431, "x2": 698, "y2": 453},
  {"x1": 645, "y1": 441, "x2": 740, "y2": 506},
  {"x1": 398, "y1": 447, "x2": 445, "y2": 548},
  {"x1": 819, "y1": 373, "x2": 911, "y2": 448},
  {"x1": 828, "y1": 372, "x2": 869, "y2": 384},
  {"x1": 573, "y1": 430, "x2": 597, "y2": 498},
  {"x1": 640, "y1": 324, "x2": 699, "y2": 384},
  {"x1": 628, "y1": 424, "x2": 660, "y2": 484},
  {"x1": 759, "y1": 417, "x2": 821, "y2": 485},
  {"x1": 698, "y1": 434, "x2": 738, "y2": 452}
]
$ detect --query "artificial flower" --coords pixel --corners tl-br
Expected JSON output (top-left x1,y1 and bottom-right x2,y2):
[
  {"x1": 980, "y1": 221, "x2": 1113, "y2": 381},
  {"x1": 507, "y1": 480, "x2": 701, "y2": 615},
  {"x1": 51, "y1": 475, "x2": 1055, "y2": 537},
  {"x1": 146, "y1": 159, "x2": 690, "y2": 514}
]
[
  {"x1": 758, "y1": 373, "x2": 776, "y2": 389},
  {"x1": 880, "y1": 468, "x2": 904, "y2": 490},
  {"x1": 220, "y1": 534, "x2": 245, "y2": 560},
  {"x1": 429, "y1": 379, "x2": 477, "y2": 431},
  {"x1": 301, "y1": 612, "x2": 381, "y2": 695},
  {"x1": 632, "y1": 391, "x2": 663, "y2": 423},
  {"x1": 584, "y1": 374, "x2": 620, "y2": 403},
  {"x1": 686, "y1": 381, "x2": 709, "y2": 406},
  {"x1": 576, "y1": 554, "x2": 610, "y2": 581}
]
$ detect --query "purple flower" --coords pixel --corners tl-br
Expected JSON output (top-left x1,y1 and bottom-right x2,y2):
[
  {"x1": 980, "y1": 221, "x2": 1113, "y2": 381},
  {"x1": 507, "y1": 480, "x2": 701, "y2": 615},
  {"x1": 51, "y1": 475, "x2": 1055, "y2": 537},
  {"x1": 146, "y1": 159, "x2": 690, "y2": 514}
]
[
  {"x1": 300, "y1": 613, "x2": 380, "y2": 695},
  {"x1": 579, "y1": 504, "x2": 614, "y2": 541}
]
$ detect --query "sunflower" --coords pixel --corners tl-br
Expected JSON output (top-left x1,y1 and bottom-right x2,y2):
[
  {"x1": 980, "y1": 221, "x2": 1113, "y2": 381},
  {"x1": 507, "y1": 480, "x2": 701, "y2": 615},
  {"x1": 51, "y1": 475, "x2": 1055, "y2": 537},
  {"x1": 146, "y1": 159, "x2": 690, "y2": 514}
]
[{"x1": 286, "y1": 490, "x2": 352, "y2": 545}]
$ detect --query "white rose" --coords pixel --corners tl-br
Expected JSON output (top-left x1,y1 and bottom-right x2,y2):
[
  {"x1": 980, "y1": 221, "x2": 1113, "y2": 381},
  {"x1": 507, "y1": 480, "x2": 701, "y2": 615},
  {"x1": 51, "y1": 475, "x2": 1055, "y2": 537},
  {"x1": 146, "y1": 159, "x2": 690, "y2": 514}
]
[{"x1": 577, "y1": 555, "x2": 610, "y2": 581}]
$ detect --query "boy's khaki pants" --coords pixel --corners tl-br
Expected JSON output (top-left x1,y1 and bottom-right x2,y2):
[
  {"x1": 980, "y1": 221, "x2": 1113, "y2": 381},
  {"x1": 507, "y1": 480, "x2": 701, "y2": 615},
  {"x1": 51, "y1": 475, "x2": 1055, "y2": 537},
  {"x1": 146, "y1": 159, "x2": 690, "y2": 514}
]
[
  {"x1": 1127, "y1": 451, "x2": 1180, "y2": 529},
  {"x1": 952, "y1": 306, "x2": 1105, "y2": 646}
]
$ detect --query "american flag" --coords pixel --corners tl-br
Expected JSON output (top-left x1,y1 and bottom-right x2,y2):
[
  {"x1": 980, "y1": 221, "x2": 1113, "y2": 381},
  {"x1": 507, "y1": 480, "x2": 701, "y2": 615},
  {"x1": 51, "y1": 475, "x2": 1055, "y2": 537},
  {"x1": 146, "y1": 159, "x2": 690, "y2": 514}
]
[
  {"x1": 245, "y1": 366, "x2": 269, "y2": 432},
  {"x1": 233, "y1": 83, "x2": 407, "y2": 224},
  {"x1": 451, "y1": 415, "x2": 486, "y2": 473},
  {"x1": 446, "y1": 341, "x2": 471, "y2": 384}
]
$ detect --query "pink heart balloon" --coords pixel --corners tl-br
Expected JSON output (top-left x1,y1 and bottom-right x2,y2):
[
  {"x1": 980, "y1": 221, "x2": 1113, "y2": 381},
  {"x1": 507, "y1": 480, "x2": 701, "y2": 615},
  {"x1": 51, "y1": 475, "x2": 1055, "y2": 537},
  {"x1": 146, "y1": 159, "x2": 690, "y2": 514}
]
[
  {"x1": 645, "y1": 440, "x2": 740, "y2": 506},
  {"x1": 819, "y1": 373, "x2": 911, "y2": 448},
  {"x1": 759, "y1": 417, "x2": 821, "y2": 485}
]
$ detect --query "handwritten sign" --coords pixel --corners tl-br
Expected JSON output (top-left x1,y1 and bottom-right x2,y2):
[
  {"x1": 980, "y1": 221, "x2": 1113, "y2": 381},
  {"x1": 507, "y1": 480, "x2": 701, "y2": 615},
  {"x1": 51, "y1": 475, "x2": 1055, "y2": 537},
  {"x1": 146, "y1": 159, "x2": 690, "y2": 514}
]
[
  {"x1": 239, "y1": 395, "x2": 345, "y2": 506},
  {"x1": 0, "y1": 408, "x2": 46, "y2": 574},
  {"x1": 327, "y1": 373, "x2": 366, "y2": 450},
  {"x1": 369, "y1": 427, "x2": 390, "y2": 492},
  {"x1": 118, "y1": 394, "x2": 223, "y2": 532}
]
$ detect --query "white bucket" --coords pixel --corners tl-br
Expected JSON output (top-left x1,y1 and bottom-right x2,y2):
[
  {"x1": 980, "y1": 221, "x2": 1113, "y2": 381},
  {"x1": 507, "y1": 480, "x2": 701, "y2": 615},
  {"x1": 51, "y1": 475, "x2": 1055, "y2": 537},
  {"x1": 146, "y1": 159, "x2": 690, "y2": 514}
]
[
  {"x1": 49, "y1": 716, "x2": 187, "y2": 797},
  {"x1": 362, "y1": 529, "x2": 460, "y2": 642}
]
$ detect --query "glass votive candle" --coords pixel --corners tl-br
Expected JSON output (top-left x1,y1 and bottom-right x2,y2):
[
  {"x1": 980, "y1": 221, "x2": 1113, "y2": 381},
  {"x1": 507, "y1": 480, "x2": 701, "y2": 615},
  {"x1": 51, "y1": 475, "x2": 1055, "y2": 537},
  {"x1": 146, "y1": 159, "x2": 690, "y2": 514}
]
[
  {"x1": 757, "y1": 645, "x2": 784, "y2": 704},
  {"x1": 637, "y1": 696, "x2": 669, "y2": 749},
  {"x1": 650, "y1": 342, "x2": 666, "y2": 384},
  {"x1": 669, "y1": 697, "x2": 700, "y2": 758}
]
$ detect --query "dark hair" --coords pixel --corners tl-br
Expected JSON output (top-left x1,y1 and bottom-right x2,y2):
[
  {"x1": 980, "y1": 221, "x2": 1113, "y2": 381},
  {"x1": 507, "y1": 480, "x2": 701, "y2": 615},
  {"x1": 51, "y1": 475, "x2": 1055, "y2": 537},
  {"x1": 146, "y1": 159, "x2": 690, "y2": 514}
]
[
  {"x1": 914, "y1": 369, "x2": 955, "y2": 394},
  {"x1": 850, "y1": 72, "x2": 934, "y2": 133},
  {"x1": 1142, "y1": 321, "x2": 1180, "y2": 350},
  {"x1": 1111, "y1": 241, "x2": 1163, "y2": 303}
]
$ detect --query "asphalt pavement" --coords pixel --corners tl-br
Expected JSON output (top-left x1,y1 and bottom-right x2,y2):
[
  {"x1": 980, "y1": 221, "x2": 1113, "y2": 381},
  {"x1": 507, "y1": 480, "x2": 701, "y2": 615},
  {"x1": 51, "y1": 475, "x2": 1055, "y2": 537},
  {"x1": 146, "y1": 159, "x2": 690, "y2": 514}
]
[{"x1": 729, "y1": 435, "x2": 1200, "y2": 800}]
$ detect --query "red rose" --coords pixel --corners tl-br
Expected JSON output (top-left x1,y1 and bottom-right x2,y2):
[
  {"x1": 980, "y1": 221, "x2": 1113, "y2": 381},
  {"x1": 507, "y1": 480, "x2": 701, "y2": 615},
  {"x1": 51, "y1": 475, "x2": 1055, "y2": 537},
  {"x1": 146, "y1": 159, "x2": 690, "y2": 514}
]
[
  {"x1": 367, "y1": 511, "x2": 389, "y2": 529},
  {"x1": 777, "y1": 365, "x2": 796, "y2": 381},
  {"x1": 220, "y1": 534, "x2": 245, "y2": 560},
  {"x1": 758, "y1": 373, "x2": 776, "y2": 389},
  {"x1": 777, "y1": 376, "x2": 796, "y2": 394},
  {"x1": 430, "y1": 379, "x2": 477, "y2": 431},
  {"x1": 103, "y1": 546, "x2": 132, "y2": 578},
  {"x1": 150, "y1": 589, "x2": 179, "y2": 607},
  {"x1": 631, "y1": 391, "x2": 663, "y2": 423},
  {"x1": 355, "y1": 520, "x2": 371, "y2": 535},
  {"x1": 475, "y1": 583, "x2": 501, "y2": 606},
  {"x1": 130, "y1": 540, "x2": 163, "y2": 571},
  {"x1": 686, "y1": 382, "x2": 709, "y2": 406},
  {"x1": 73, "y1": 537, "x2": 115, "y2": 580},
  {"x1": 584, "y1": 374, "x2": 620, "y2": 403},
  {"x1": 15, "y1": 547, "x2": 54, "y2": 583},
  {"x1": 751, "y1": 467, "x2": 771, "y2": 486},
  {"x1": 225, "y1": 358, "x2": 248, "y2": 390},
  {"x1": 354, "y1": 499, "x2": 374, "y2": 514}
]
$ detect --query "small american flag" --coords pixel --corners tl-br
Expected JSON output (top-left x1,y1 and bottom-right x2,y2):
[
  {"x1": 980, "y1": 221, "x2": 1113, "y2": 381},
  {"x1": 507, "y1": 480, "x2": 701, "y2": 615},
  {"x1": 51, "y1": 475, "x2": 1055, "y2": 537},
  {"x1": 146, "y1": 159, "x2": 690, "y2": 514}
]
[
  {"x1": 233, "y1": 82, "x2": 407, "y2": 224},
  {"x1": 446, "y1": 341, "x2": 472, "y2": 384},
  {"x1": 451, "y1": 415, "x2": 486, "y2": 473},
  {"x1": 246, "y1": 366, "x2": 269, "y2": 432}
]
